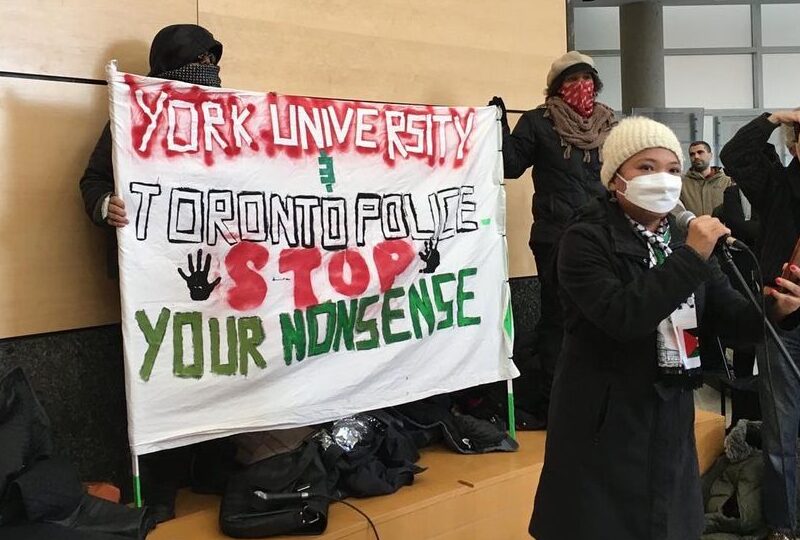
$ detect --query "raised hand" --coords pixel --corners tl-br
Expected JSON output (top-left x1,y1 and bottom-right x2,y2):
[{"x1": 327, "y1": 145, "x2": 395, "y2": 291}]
[
  {"x1": 488, "y1": 96, "x2": 508, "y2": 129},
  {"x1": 766, "y1": 264, "x2": 800, "y2": 322},
  {"x1": 419, "y1": 238, "x2": 441, "y2": 274},
  {"x1": 685, "y1": 215, "x2": 731, "y2": 261},
  {"x1": 178, "y1": 249, "x2": 221, "y2": 301},
  {"x1": 768, "y1": 110, "x2": 800, "y2": 126}
]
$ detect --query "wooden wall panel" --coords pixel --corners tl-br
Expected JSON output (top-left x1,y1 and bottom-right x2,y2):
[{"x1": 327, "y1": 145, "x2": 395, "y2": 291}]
[
  {"x1": 505, "y1": 113, "x2": 537, "y2": 277},
  {"x1": 199, "y1": 0, "x2": 564, "y2": 111},
  {"x1": 0, "y1": 0, "x2": 197, "y2": 80},
  {"x1": 200, "y1": 0, "x2": 563, "y2": 277},
  {"x1": 0, "y1": 78, "x2": 120, "y2": 337},
  {"x1": 1, "y1": 0, "x2": 563, "y2": 337}
]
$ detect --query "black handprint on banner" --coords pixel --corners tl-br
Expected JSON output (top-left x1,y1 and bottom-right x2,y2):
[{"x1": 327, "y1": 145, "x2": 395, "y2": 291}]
[
  {"x1": 178, "y1": 249, "x2": 221, "y2": 301},
  {"x1": 419, "y1": 238, "x2": 441, "y2": 274}
]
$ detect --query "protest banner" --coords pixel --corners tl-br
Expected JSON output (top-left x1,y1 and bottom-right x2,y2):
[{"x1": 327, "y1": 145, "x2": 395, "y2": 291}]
[{"x1": 106, "y1": 61, "x2": 517, "y2": 459}]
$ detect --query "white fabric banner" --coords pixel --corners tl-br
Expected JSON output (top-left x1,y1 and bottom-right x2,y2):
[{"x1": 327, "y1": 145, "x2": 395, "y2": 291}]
[{"x1": 106, "y1": 62, "x2": 517, "y2": 455}]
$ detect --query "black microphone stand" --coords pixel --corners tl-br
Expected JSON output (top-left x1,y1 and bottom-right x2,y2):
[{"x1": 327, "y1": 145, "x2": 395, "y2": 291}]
[{"x1": 717, "y1": 244, "x2": 800, "y2": 382}]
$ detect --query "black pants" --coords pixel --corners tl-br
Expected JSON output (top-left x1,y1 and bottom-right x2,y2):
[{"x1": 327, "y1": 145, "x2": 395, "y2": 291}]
[
  {"x1": 730, "y1": 344, "x2": 759, "y2": 424},
  {"x1": 515, "y1": 242, "x2": 563, "y2": 425}
]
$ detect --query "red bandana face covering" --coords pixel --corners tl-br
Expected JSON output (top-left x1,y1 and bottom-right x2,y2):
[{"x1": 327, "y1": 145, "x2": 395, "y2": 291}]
[{"x1": 559, "y1": 79, "x2": 595, "y2": 118}]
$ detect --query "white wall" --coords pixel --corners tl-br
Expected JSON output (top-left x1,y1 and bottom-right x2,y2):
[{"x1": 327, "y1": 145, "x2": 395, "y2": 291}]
[
  {"x1": 762, "y1": 4, "x2": 800, "y2": 47},
  {"x1": 574, "y1": 7, "x2": 619, "y2": 51},
  {"x1": 763, "y1": 54, "x2": 800, "y2": 109},
  {"x1": 664, "y1": 55, "x2": 753, "y2": 109},
  {"x1": 663, "y1": 5, "x2": 751, "y2": 49},
  {"x1": 593, "y1": 56, "x2": 622, "y2": 111}
]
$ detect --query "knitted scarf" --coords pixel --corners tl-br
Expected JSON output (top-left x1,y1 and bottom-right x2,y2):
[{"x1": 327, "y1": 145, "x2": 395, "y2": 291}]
[
  {"x1": 626, "y1": 215, "x2": 672, "y2": 267},
  {"x1": 626, "y1": 214, "x2": 702, "y2": 386},
  {"x1": 543, "y1": 96, "x2": 617, "y2": 163}
]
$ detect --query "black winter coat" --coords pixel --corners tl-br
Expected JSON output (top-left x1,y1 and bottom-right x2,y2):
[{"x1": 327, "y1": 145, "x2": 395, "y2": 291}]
[
  {"x1": 502, "y1": 107, "x2": 606, "y2": 246},
  {"x1": 530, "y1": 196, "x2": 761, "y2": 540},
  {"x1": 79, "y1": 123, "x2": 114, "y2": 225},
  {"x1": 720, "y1": 113, "x2": 800, "y2": 284}
]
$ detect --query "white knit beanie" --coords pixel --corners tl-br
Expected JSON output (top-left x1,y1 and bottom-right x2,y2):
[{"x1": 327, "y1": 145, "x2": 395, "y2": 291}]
[
  {"x1": 600, "y1": 116, "x2": 685, "y2": 188},
  {"x1": 546, "y1": 51, "x2": 596, "y2": 88}
]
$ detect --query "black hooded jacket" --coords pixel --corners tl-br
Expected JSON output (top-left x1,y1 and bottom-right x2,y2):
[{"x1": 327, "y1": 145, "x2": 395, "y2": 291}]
[
  {"x1": 501, "y1": 107, "x2": 607, "y2": 246},
  {"x1": 78, "y1": 24, "x2": 222, "y2": 225},
  {"x1": 720, "y1": 113, "x2": 800, "y2": 283}
]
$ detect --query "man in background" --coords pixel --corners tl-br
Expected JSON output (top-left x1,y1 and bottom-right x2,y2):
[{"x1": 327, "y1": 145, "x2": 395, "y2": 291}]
[{"x1": 681, "y1": 140, "x2": 732, "y2": 216}]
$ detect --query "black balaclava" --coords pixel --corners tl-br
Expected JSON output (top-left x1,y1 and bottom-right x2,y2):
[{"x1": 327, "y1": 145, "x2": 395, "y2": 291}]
[{"x1": 148, "y1": 24, "x2": 223, "y2": 87}]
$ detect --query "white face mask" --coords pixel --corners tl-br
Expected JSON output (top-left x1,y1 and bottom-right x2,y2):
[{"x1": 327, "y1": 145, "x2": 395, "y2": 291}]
[{"x1": 615, "y1": 171, "x2": 682, "y2": 214}]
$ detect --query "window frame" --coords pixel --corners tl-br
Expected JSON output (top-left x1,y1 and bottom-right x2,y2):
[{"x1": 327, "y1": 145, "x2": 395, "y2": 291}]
[{"x1": 568, "y1": 0, "x2": 800, "y2": 109}]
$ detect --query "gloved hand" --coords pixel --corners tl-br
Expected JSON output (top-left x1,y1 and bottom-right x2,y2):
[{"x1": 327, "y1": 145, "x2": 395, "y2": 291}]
[{"x1": 488, "y1": 96, "x2": 508, "y2": 129}]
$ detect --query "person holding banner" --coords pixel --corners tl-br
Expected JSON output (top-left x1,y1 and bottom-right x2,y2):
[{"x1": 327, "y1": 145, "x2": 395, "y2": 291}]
[
  {"x1": 77, "y1": 24, "x2": 228, "y2": 524},
  {"x1": 80, "y1": 24, "x2": 223, "y2": 229},
  {"x1": 488, "y1": 51, "x2": 617, "y2": 428},
  {"x1": 529, "y1": 117, "x2": 800, "y2": 540}
]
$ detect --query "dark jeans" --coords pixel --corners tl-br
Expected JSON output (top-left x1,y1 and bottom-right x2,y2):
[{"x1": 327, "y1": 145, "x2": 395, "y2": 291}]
[
  {"x1": 519, "y1": 242, "x2": 563, "y2": 423},
  {"x1": 759, "y1": 325, "x2": 800, "y2": 531}
]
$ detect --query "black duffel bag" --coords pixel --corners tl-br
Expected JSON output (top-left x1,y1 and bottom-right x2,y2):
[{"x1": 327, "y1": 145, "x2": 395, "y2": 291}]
[{"x1": 219, "y1": 439, "x2": 333, "y2": 538}]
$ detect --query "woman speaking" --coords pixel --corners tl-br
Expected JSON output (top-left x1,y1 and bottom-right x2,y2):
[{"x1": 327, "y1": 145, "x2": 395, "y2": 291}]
[{"x1": 529, "y1": 117, "x2": 800, "y2": 540}]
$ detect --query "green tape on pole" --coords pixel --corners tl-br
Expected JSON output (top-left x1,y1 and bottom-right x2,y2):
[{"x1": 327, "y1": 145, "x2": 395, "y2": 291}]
[
  {"x1": 507, "y1": 380, "x2": 516, "y2": 440},
  {"x1": 133, "y1": 475, "x2": 142, "y2": 508},
  {"x1": 503, "y1": 301, "x2": 514, "y2": 341}
]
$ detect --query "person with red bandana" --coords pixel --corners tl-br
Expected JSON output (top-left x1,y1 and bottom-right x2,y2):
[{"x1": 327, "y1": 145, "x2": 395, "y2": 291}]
[
  {"x1": 80, "y1": 24, "x2": 223, "y2": 230},
  {"x1": 489, "y1": 51, "x2": 617, "y2": 430}
]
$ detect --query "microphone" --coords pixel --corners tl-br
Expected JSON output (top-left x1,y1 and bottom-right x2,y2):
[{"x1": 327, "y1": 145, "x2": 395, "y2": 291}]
[
  {"x1": 253, "y1": 490, "x2": 311, "y2": 502},
  {"x1": 674, "y1": 209, "x2": 748, "y2": 251}
]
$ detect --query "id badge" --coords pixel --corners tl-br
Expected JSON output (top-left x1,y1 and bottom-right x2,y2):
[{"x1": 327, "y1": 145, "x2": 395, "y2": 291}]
[{"x1": 670, "y1": 295, "x2": 700, "y2": 370}]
